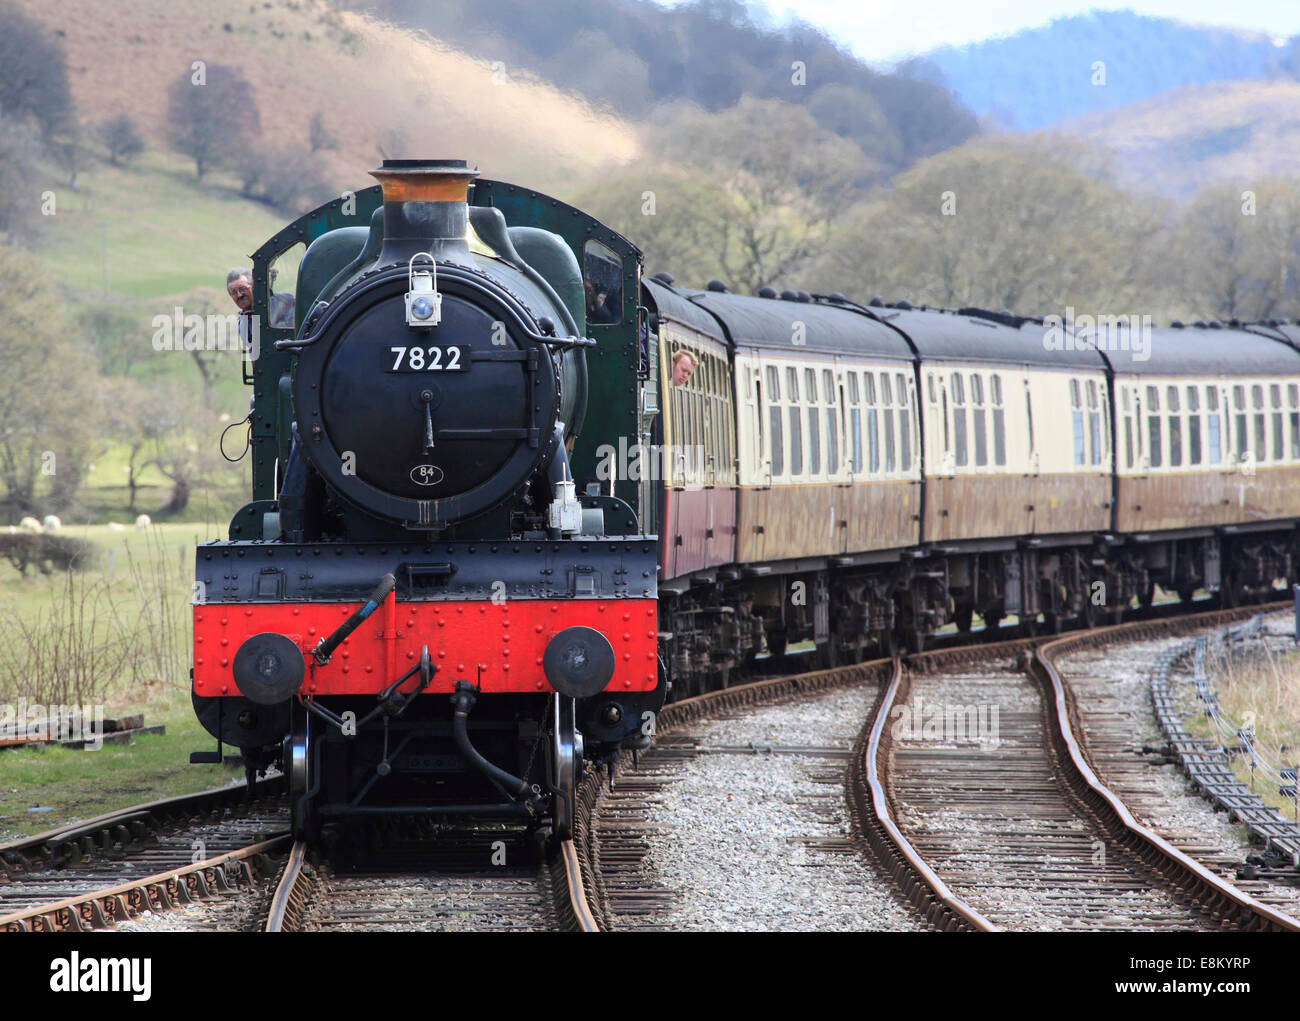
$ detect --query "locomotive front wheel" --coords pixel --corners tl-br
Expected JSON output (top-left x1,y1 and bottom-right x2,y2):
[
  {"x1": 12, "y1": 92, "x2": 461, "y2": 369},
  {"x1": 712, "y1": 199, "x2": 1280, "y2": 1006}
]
[
  {"x1": 287, "y1": 700, "x2": 318, "y2": 841},
  {"x1": 550, "y1": 694, "x2": 580, "y2": 841}
]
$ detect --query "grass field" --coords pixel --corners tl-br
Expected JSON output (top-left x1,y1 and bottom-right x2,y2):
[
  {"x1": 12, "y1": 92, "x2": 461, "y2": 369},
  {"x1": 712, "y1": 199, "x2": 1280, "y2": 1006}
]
[
  {"x1": 0, "y1": 522, "x2": 237, "y2": 839},
  {"x1": 36, "y1": 150, "x2": 293, "y2": 301}
]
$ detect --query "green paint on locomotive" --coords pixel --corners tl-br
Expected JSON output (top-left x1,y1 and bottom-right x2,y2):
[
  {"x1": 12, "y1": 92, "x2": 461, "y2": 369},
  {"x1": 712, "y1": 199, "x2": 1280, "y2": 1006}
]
[{"x1": 235, "y1": 178, "x2": 646, "y2": 539}]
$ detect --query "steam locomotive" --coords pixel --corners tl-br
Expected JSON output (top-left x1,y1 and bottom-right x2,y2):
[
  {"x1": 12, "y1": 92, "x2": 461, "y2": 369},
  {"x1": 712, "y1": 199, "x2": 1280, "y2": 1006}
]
[
  {"x1": 191, "y1": 161, "x2": 661, "y2": 839},
  {"x1": 193, "y1": 157, "x2": 1300, "y2": 840}
]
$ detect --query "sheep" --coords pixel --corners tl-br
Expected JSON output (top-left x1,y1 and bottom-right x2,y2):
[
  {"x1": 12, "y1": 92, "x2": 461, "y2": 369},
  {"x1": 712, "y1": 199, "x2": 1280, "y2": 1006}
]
[
  {"x1": 18, "y1": 516, "x2": 41, "y2": 533},
  {"x1": 107, "y1": 521, "x2": 126, "y2": 532},
  {"x1": 42, "y1": 515, "x2": 62, "y2": 532},
  {"x1": 134, "y1": 514, "x2": 152, "y2": 531}
]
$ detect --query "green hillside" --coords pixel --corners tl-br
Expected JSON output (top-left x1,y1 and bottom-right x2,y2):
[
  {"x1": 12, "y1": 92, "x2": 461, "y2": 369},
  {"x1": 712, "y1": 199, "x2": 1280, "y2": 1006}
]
[{"x1": 36, "y1": 150, "x2": 294, "y2": 300}]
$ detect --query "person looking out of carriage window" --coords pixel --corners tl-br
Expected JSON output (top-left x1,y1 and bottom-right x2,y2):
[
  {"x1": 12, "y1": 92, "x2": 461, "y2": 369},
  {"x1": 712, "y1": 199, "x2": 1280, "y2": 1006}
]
[{"x1": 671, "y1": 350, "x2": 697, "y2": 386}]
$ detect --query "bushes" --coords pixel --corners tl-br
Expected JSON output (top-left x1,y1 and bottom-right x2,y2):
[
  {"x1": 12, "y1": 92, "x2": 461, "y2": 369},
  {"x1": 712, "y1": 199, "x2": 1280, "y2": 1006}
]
[{"x1": 0, "y1": 532, "x2": 94, "y2": 576}]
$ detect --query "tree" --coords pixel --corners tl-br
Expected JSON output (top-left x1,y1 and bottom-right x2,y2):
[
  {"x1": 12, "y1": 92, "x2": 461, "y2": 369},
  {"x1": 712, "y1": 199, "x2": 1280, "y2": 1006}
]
[
  {"x1": 308, "y1": 111, "x2": 338, "y2": 153},
  {"x1": 79, "y1": 300, "x2": 148, "y2": 375},
  {"x1": 1168, "y1": 180, "x2": 1300, "y2": 322},
  {"x1": 650, "y1": 97, "x2": 873, "y2": 293},
  {"x1": 47, "y1": 121, "x2": 89, "y2": 190},
  {"x1": 808, "y1": 84, "x2": 903, "y2": 178},
  {"x1": 0, "y1": 117, "x2": 46, "y2": 245},
  {"x1": 807, "y1": 138, "x2": 1166, "y2": 317},
  {"x1": 0, "y1": 246, "x2": 104, "y2": 516},
  {"x1": 99, "y1": 114, "x2": 145, "y2": 165},
  {"x1": 140, "y1": 392, "x2": 229, "y2": 516},
  {"x1": 575, "y1": 168, "x2": 734, "y2": 289},
  {"x1": 165, "y1": 63, "x2": 260, "y2": 180},
  {"x1": 0, "y1": 1, "x2": 73, "y2": 139},
  {"x1": 238, "y1": 145, "x2": 332, "y2": 213}
]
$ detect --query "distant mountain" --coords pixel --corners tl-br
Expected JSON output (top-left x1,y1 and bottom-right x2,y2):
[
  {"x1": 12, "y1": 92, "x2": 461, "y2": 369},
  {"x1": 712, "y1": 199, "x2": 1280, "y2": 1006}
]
[
  {"x1": 1053, "y1": 79, "x2": 1300, "y2": 199},
  {"x1": 920, "y1": 9, "x2": 1296, "y2": 131}
]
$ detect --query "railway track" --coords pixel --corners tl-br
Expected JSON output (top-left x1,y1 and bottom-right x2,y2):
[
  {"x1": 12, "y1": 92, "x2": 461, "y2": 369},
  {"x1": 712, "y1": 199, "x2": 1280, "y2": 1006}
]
[
  {"x1": 1053, "y1": 617, "x2": 1300, "y2": 910},
  {"x1": 262, "y1": 824, "x2": 597, "y2": 932},
  {"x1": 4, "y1": 604, "x2": 1295, "y2": 933},
  {"x1": 0, "y1": 779, "x2": 289, "y2": 932},
  {"x1": 856, "y1": 606, "x2": 1300, "y2": 932}
]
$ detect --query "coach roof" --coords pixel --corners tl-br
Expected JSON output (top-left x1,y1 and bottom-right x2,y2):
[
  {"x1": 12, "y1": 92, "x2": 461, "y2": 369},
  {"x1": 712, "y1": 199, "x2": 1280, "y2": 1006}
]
[
  {"x1": 682, "y1": 288, "x2": 914, "y2": 360},
  {"x1": 874, "y1": 307, "x2": 1109, "y2": 370},
  {"x1": 643, "y1": 277, "x2": 726, "y2": 341},
  {"x1": 1108, "y1": 324, "x2": 1300, "y2": 376}
]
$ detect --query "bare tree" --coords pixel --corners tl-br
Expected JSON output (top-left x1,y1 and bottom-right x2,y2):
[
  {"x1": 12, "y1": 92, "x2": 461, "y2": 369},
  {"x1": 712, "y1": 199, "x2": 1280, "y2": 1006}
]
[
  {"x1": 809, "y1": 138, "x2": 1167, "y2": 317},
  {"x1": 99, "y1": 114, "x2": 145, "y2": 165},
  {"x1": 308, "y1": 111, "x2": 339, "y2": 153},
  {"x1": 0, "y1": 1, "x2": 73, "y2": 139},
  {"x1": 651, "y1": 97, "x2": 872, "y2": 293},
  {"x1": 166, "y1": 63, "x2": 260, "y2": 180},
  {"x1": 0, "y1": 245, "x2": 103, "y2": 516}
]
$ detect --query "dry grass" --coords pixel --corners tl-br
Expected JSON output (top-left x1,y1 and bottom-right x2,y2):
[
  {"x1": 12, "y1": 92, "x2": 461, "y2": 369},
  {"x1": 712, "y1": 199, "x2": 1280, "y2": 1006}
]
[
  {"x1": 22, "y1": 0, "x2": 639, "y2": 193},
  {"x1": 1196, "y1": 638, "x2": 1300, "y2": 816},
  {"x1": 0, "y1": 528, "x2": 190, "y2": 708}
]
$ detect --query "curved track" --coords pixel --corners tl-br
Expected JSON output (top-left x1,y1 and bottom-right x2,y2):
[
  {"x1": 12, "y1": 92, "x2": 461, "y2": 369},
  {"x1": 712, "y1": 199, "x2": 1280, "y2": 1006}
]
[{"x1": 855, "y1": 608, "x2": 1300, "y2": 932}]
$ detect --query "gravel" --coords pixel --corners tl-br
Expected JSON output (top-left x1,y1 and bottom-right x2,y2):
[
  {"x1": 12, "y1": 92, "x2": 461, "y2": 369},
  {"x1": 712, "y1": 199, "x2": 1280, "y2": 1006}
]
[{"x1": 599, "y1": 684, "x2": 922, "y2": 931}]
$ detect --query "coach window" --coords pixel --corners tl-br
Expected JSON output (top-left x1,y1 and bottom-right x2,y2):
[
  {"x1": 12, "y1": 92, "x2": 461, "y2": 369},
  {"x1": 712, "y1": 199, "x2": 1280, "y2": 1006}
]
[
  {"x1": 938, "y1": 375, "x2": 951, "y2": 454},
  {"x1": 701, "y1": 355, "x2": 715, "y2": 482},
  {"x1": 1206, "y1": 388, "x2": 1223, "y2": 465},
  {"x1": 1121, "y1": 387, "x2": 1133, "y2": 469},
  {"x1": 1232, "y1": 385, "x2": 1247, "y2": 461},
  {"x1": 1070, "y1": 380, "x2": 1085, "y2": 467},
  {"x1": 805, "y1": 369, "x2": 821, "y2": 476},
  {"x1": 1186, "y1": 386, "x2": 1202, "y2": 466},
  {"x1": 766, "y1": 366, "x2": 783, "y2": 478},
  {"x1": 1289, "y1": 384, "x2": 1300, "y2": 460},
  {"x1": 1087, "y1": 381, "x2": 1102, "y2": 466},
  {"x1": 1270, "y1": 384, "x2": 1284, "y2": 462},
  {"x1": 865, "y1": 373, "x2": 880, "y2": 474},
  {"x1": 928, "y1": 373, "x2": 937, "y2": 405},
  {"x1": 823, "y1": 369, "x2": 839, "y2": 475},
  {"x1": 1252, "y1": 384, "x2": 1266, "y2": 463},
  {"x1": 951, "y1": 372, "x2": 967, "y2": 468},
  {"x1": 881, "y1": 373, "x2": 896, "y2": 473},
  {"x1": 848, "y1": 372, "x2": 863, "y2": 474},
  {"x1": 1146, "y1": 385, "x2": 1162, "y2": 468},
  {"x1": 671, "y1": 356, "x2": 686, "y2": 479},
  {"x1": 990, "y1": 374, "x2": 1006, "y2": 467},
  {"x1": 1167, "y1": 385, "x2": 1182, "y2": 468},
  {"x1": 787, "y1": 367, "x2": 803, "y2": 477},
  {"x1": 970, "y1": 374, "x2": 987, "y2": 468},
  {"x1": 897, "y1": 372, "x2": 912, "y2": 472}
]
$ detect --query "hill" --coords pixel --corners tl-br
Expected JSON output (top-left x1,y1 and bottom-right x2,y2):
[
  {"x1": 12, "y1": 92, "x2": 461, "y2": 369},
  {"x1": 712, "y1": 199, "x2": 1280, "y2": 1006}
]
[
  {"x1": 920, "y1": 9, "x2": 1292, "y2": 132},
  {"x1": 1054, "y1": 79, "x2": 1300, "y2": 199},
  {"x1": 349, "y1": 0, "x2": 978, "y2": 176},
  {"x1": 17, "y1": 0, "x2": 637, "y2": 202}
]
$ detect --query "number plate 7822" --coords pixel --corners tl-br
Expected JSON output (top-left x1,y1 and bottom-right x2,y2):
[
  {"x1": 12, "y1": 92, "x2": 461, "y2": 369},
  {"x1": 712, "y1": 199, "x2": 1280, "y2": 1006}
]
[{"x1": 386, "y1": 346, "x2": 469, "y2": 372}]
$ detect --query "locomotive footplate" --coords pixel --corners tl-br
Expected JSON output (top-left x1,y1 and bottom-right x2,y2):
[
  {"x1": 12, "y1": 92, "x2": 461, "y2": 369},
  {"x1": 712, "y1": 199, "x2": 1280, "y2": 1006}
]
[{"x1": 195, "y1": 536, "x2": 658, "y2": 604}]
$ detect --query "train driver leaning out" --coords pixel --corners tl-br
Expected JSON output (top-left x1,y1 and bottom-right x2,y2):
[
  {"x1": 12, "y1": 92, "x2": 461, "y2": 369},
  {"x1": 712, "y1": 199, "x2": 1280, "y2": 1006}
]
[{"x1": 671, "y1": 350, "x2": 697, "y2": 386}]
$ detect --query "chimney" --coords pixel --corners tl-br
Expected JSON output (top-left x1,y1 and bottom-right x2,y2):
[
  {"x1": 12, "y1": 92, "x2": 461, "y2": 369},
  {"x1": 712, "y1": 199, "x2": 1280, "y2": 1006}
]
[{"x1": 369, "y1": 158, "x2": 480, "y2": 266}]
